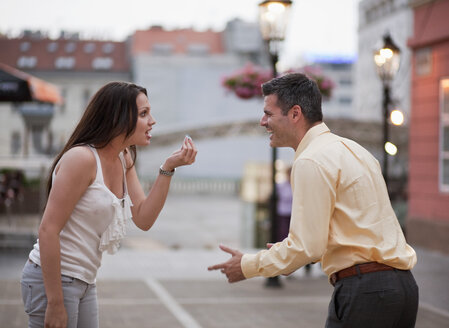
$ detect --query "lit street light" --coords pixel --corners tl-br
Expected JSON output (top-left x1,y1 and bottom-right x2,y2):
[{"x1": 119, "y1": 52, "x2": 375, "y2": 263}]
[
  {"x1": 385, "y1": 142, "x2": 398, "y2": 156},
  {"x1": 390, "y1": 109, "x2": 404, "y2": 126},
  {"x1": 258, "y1": 0, "x2": 293, "y2": 288},
  {"x1": 374, "y1": 33, "x2": 401, "y2": 188}
]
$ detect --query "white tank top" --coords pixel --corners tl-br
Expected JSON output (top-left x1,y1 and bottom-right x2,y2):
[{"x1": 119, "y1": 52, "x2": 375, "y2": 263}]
[{"x1": 29, "y1": 146, "x2": 133, "y2": 284}]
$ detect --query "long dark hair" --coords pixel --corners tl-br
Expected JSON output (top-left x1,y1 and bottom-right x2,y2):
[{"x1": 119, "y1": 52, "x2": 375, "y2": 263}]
[{"x1": 47, "y1": 81, "x2": 148, "y2": 195}]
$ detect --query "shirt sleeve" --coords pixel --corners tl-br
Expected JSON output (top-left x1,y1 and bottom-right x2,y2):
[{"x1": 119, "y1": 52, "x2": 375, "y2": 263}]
[{"x1": 241, "y1": 158, "x2": 336, "y2": 279}]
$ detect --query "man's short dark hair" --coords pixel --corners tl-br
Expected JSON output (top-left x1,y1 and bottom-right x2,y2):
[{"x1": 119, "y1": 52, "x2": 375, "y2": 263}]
[{"x1": 261, "y1": 73, "x2": 323, "y2": 123}]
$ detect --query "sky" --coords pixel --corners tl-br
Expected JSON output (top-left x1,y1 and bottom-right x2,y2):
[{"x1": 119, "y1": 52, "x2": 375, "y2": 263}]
[{"x1": 0, "y1": 0, "x2": 360, "y2": 67}]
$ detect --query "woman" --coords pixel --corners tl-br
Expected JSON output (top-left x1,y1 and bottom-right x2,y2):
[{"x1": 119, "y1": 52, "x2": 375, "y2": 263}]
[{"x1": 20, "y1": 82, "x2": 197, "y2": 328}]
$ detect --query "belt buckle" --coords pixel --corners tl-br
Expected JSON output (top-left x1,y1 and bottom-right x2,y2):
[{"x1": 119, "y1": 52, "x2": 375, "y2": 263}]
[{"x1": 330, "y1": 273, "x2": 337, "y2": 286}]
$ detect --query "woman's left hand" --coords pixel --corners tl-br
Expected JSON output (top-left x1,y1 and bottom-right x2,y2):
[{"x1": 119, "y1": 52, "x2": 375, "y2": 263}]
[{"x1": 162, "y1": 136, "x2": 197, "y2": 171}]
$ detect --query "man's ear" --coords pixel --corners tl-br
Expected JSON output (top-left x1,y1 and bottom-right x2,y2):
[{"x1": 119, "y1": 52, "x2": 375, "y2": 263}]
[{"x1": 291, "y1": 105, "x2": 302, "y2": 121}]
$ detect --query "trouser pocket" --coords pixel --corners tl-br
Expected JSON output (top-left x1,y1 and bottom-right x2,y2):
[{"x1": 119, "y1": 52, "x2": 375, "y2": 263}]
[
  {"x1": 20, "y1": 282, "x2": 32, "y2": 314},
  {"x1": 20, "y1": 260, "x2": 48, "y2": 317},
  {"x1": 20, "y1": 281, "x2": 47, "y2": 317},
  {"x1": 328, "y1": 282, "x2": 352, "y2": 322}
]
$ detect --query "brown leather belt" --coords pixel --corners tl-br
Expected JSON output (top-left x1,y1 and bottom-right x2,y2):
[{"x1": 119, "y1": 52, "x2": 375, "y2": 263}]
[{"x1": 330, "y1": 262, "x2": 395, "y2": 286}]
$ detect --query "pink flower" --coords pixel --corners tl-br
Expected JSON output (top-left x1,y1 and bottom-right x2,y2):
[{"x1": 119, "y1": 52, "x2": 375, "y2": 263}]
[
  {"x1": 220, "y1": 62, "x2": 271, "y2": 100},
  {"x1": 235, "y1": 87, "x2": 254, "y2": 99},
  {"x1": 321, "y1": 80, "x2": 331, "y2": 89},
  {"x1": 221, "y1": 63, "x2": 334, "y2": 101}
]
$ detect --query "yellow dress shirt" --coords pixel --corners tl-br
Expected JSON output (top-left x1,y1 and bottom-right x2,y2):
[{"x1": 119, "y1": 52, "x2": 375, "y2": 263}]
[{"x1": 241, "y1": 123, "x2": 417, "y2": 279}]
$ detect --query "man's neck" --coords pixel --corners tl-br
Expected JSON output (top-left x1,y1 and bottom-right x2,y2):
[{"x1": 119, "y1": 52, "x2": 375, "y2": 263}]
[{"x1": 292, "y1": 121, "x2": 322, "y2": 150}]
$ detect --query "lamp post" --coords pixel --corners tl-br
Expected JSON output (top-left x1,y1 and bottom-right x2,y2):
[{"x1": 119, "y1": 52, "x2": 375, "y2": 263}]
[
  {"x1": 258, "y1": 0, "x2": 293, "y2": 287},
  {"x1": 374, "y1": 33, "x2": 401, "y2": 189}
]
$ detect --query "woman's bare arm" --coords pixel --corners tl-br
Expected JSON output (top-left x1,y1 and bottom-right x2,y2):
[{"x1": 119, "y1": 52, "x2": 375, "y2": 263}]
[
  {"x1": 127, "y1": 137, "x2": 197, "y2": 231},
  {"x1": 38, "y1": 147, "x2": 96, "y2": 327}
]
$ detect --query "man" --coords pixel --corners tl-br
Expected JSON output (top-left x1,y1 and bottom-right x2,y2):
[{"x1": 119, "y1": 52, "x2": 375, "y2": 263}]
[{"x1": 208, "y1": 73, "x2": 418, "y2": 327}]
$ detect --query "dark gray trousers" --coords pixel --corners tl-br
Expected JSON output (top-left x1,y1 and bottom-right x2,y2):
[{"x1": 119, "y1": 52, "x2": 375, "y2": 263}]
[{"x1": 325, "y1": 269, "x2": 419, "y2": 328}]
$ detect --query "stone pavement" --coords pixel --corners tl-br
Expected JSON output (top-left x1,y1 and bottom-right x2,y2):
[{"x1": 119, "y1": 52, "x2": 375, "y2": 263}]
[{"x1": 1, "y1": 194, "x2": 449, "y2": 327}]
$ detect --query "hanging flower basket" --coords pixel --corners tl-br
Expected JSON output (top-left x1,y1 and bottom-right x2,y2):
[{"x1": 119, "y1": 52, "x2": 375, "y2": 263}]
[
  {"x1": 221, "y1": 63, "x2": 335, "y2": 100},
  {"x1": 221, "y1": 63, "x2": 273, "y2": 99},
  {"x1": 291, "y1": 65, "x2": 336, "y2": 100}
]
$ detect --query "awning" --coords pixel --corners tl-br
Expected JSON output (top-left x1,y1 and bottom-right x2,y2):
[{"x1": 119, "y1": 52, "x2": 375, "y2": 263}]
[{"x1": 0, "y1": 62, "x2": 63, "y2": 104}]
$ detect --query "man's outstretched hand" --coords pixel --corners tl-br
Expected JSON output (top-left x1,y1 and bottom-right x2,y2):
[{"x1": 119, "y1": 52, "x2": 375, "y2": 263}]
[{"x1": 208, "y1": 245, "x2": 246, "y2": 283}]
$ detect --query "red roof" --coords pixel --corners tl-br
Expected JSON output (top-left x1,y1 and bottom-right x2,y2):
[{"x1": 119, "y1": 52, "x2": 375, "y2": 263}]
[
  {"x1": 131, "y1": 27, "x2": 224, "y2": 55},
  {"x1": 0, "y1": 37, "x2": 130, "y2": 72}
]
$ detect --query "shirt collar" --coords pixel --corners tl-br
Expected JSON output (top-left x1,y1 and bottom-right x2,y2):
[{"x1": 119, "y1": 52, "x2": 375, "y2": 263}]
[{"x1": 294, "y1": 122, "x2": 330, "y2": 160}]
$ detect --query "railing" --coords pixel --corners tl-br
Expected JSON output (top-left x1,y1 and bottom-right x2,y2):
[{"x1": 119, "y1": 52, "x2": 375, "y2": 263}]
[{"x1": 142, "y1": 177, "x2": 241, "y2": 196}]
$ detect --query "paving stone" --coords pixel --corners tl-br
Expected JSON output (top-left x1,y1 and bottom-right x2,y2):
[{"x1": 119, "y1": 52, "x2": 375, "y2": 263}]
[
  {"x1": 184, "y1": 302, "x2": 328, "y2": 328},
  {"x1": 97, "y1": 280, "x2": 158, "y2": 300},
  {"x1": 99, "y1": 304, "x2": 182, "y2": 328},
  {"x1": 416, "y1": 307, "x2": 449, "y2": 328},
  {"x1": 0, "y1": 280, "x2": 22, "y2": 300},
  {"x1": 0, "y1": 304, "x2": 28, "y2": 328},
  {"x1": 1, "y1": 194, "x2": 449, "y2": 327},
  {"x1": 160, "y1": 277, "x2": 333, "y2": 299}
]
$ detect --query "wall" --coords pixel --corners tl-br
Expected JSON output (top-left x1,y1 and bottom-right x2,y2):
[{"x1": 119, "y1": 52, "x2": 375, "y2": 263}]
[{"x1": 407, "y1": 0, "x2": 449, "y2": 253}]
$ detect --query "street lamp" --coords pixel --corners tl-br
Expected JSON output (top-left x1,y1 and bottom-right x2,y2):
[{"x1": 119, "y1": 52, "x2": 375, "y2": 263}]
[
  {"x1": 258, "y1": 0, "x2": 293, "y2": 287},
  {"x1": 390, "y1": 109, "x2": 404, "y2": 126},
  {"x1": 374, "y1": 33, "x2": 401, "y2": 188}
]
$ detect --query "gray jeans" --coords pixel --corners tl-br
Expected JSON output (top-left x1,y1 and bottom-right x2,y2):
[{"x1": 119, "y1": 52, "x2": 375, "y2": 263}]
[
  {"x1": 21, "y1": 260, "x2": 99, "y2": 328},
  {"x1": 326, "y1": 269, "x2": 419, "y2": 328}
]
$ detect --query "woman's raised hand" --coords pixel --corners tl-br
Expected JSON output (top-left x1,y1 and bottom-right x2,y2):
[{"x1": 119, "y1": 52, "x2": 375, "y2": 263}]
[{"x1": 162, "y1": 135, "x2": 197, "y2": 171}]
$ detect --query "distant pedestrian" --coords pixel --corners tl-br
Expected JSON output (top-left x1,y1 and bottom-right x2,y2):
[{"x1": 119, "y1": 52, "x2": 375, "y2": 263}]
[
  {"x1": 209, "y1": 73, "x2": 418, "y2": 327},
  {"x1": 276, "y1": 165, "x2": 312, "y2": 276},
  {"x1": 21, "y1": 82, "x2": 197, "y2": 328},
  {"x1": 275, "y1": 166, "x2": 292, "y2": 241}
]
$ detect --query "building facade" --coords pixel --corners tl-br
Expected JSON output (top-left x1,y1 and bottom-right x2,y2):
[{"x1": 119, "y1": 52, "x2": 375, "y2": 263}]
[
  {"x1": 407, "y1": 0, "x2": 449, "y2": 253},
  {"x1": 0, "y1": 31, "x2": 130, "y2": 170},
  {"x1": 129, "y1": 22, "x2": 279, "y2": 180},
  {"x1": 311, "y1": 57, "x2": 355, "y2": 120},
  {"x1": 1, "y1": 18, "x2": 403, "y2": 185},
  {"x1": 354, "y1": 0, "x2": 415, "y2": 196},
  {"x1": 129, "y1": 23, "x2": 367, "y2": 182},
  {"x1": 356, "y1": 0, "x2": 413, "y2": 122}
]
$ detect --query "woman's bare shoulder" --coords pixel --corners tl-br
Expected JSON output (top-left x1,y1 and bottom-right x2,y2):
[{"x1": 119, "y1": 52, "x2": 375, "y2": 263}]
[
  {"x1": 56, "y1": 146, "x2": 97, "y2": 176},
  {"x1": 48, "y1": 146, "x2": 97, "y2": 209}
]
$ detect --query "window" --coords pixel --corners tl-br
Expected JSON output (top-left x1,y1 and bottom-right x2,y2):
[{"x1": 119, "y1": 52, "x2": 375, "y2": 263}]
[
  {"x1": 152, "y1": 43, "x2": 173, "y2": 55},
  {"x1": 415, "y1": 47, "x2": 432, "y2": 76},
  {"x1": 65, "y1": 42, "x2": 77, "y2": 53},
  {"x1": 47, "y1": 42, "x2": 58, "y2": 53},
  {"x1": 339, "y1": 78, "x2": 352, "y2": 86},
  {"x1": 440, "y1": 78, "x2": 449, "y2": 192},
  {"x1": 10, "y1": 131, "x2": 21, "y2": 155},
  {"x1": 59, "y1": 88, "x2": 67, "y2": 113},
  {"x1": 92, "y1": 57, "x2": 113, "y2": 70},
  {"x1": 17, "y1": 56, "x2": 37, "y2": 69},
  {"x1": 338, "y1": 96, "x2": 352, "y2": 105},
  {"x1": 187, "y1": 43, "x2": 210, "y2": 56},
  {"x1": 84, "y1": 43, "x2": 96, "y2": 53},
  {"x1": 55, "y1": 57, "x2": 75, "y2": 69},
  {"x1": 20, "y1": 42, "x2": 31, "y2": 52},
  {"x1": 31, "y1": 125, "x2": 45, "y2": 154},
  {"x1": 83, "y1": 89, "x2": 91, "y2": 107},
  {"x1": 102, "y1": 43, "x2": 115, "y2": 54}
]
